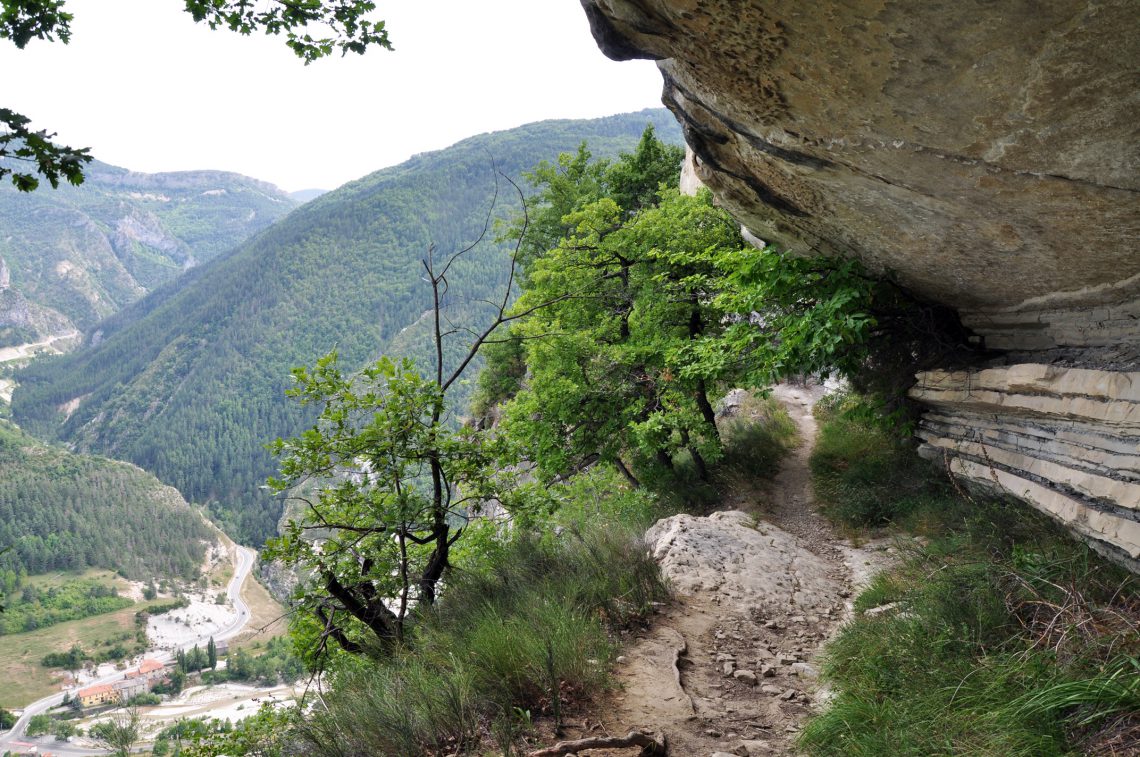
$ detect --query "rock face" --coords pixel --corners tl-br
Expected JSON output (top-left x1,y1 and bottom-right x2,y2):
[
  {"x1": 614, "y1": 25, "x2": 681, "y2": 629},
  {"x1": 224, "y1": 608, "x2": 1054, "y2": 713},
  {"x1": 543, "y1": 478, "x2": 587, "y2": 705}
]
[
  {"x1": 646, "y1": 510, "x2": 842, "y2": 618},
  {"x1": 911, "y1": 365, "x2": 1140, "y2": 568},
  {"x1": 581, "y1": 0, "x2": 1139, "y2": 337},
  {"x1": 582, "y1": 0, "x2": 1140, "y2": 566}
]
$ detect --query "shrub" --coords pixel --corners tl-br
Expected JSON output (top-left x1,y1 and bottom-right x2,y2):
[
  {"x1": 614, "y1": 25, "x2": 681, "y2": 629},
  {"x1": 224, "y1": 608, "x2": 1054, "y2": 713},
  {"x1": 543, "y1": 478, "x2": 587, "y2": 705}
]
[{"x1": 300, "y1": 517, "x2": 668, "y2": 755}]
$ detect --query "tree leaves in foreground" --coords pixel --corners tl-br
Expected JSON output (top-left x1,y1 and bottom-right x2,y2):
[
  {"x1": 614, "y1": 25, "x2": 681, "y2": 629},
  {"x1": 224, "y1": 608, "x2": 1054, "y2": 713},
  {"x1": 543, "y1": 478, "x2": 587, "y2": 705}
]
[{"x1": 264, "y1": 354, "x2": 522, "y2": 653}]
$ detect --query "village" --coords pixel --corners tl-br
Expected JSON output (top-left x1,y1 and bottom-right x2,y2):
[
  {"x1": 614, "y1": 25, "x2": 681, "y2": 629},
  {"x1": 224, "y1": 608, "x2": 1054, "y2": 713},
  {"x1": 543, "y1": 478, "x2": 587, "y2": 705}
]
[{"x1": 74, "y1": 659, "x2": 168, "y2": 710}]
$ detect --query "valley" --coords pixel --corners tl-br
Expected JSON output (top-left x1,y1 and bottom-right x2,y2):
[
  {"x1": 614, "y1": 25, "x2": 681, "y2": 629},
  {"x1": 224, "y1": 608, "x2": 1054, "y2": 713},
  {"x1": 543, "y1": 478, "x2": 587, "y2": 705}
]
[
  {"x1": 0, "y1": 328, "x2": 78, "y2": 402},
  {"x1": 1, "y1": 8, "x2": 1134, "y2": 744},
  {"x1": 0, "y1": 541, "x2": 278, "y2": 755}
]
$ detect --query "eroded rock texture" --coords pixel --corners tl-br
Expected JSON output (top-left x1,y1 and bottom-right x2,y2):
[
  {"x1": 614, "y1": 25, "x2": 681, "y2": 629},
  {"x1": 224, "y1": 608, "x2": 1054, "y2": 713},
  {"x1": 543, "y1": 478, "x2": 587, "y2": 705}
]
[
  {"x1": 582, "y1": 0, "x2": 1140, "y2": 565},
  {"x1": 912, "y1": 365, "x2": 1140, "y2": 568}
]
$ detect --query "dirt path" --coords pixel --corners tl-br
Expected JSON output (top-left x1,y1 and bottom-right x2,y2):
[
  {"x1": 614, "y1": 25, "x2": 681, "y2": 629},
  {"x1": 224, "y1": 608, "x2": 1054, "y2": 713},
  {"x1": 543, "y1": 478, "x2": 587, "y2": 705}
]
[{"x1": 559, "y1": 384, "x2": 887, "y2": 757}]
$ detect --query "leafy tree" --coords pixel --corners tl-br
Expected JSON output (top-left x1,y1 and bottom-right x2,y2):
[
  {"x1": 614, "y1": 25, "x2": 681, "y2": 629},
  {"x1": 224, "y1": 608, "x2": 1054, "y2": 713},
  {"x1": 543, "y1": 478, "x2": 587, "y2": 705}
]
[
  {"x1": 182, "y1": 703, "x2": 295, "y2": 756},
  {"x1": 51, "y1": 718, "x2": 76, "y2": 740},
  {"x1": 494, "y1": 130, "x2": 885, "y2": 488},
  {"x1": 0, "y1": 706, "x2": 16, "y2": 729},
  {"x1": 498, "y1": 131, "x2": 726, "y2": 485},
  {"x1": 89, "y1": 706, "x2": 141, "y2": 757},
  {"x1": 26, "y1": 712, "x2": 52, "y2": 736},
  {"x1": 263, "y1": 188, "x2": 560, "y2": 655},
  {"x1": 0, "y1": 0, "x2": 389, "y2": 190}
]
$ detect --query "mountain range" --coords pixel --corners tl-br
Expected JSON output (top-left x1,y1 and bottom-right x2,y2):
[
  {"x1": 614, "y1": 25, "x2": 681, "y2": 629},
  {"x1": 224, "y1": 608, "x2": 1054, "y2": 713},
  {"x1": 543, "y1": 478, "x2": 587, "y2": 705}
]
[
  {"x1": 0, "y1": 162, "x2": 296, "y2": 346},
  {"x1": 11, "y1": 109, "x2": 684, "y2": 544}
]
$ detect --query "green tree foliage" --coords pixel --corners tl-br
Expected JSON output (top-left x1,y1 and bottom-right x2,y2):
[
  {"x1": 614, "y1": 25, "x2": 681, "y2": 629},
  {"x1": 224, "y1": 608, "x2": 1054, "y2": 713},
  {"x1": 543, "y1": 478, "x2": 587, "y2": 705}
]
[
  {"x1": 264, "y1": 349, "x2": 524, "y2": 653},
  {"x1": 0, "y1": 420, "x2": 211, "y2": 578},
  {"x1": 488, "y1": 129, "x2": 885, "y2": 488},
  {"x1": 51, "y1": 718, "x2": 76, "y2": 740},
  {"x1": 496, "y1": 129, "x2": 732, "y2": 484},
  {"x1": 165, "y1": 705, "x2": 295, "y2": 757},
  {"x1": 41, "y1": 642, "x2": 86, "y2": 668},
  {"x1": 12, "y1": 112, "x2": 683, "y2": 544},
  {"x1": 1, "y1": 579, "x2": 131, "y2": 635},
  {"x1": 25, "y1": 712, "x2": 51, "y2": 736},
  {"x1": 216, "y1": 637, "x2": 303, "y2": 685},
  {"x1": 0, "y1": 107, "x2": 88, "y2": 191},
  {"x1": 89, "y1": 706, "x2": 141, "y2": 757},
  {"x1": 0, "y1": 0, "x2": 387, "y2": 191}
]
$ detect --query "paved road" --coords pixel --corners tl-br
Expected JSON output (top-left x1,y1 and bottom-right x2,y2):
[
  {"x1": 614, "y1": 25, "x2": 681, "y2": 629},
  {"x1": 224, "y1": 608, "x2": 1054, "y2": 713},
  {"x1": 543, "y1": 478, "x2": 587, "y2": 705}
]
[{"x1": 0, "y1": 545, "x2": 257, "y2": 755}]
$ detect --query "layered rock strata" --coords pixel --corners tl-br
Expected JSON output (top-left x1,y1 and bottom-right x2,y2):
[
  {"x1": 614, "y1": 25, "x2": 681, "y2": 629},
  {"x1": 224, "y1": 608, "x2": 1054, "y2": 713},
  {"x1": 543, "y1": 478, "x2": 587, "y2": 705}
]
[
  {"x1": 911, "y1": 365, "x2": 1140, "y2": 568},
  {"x1": 581, "y1": 0, "x2": 1140, "y2": 566}
]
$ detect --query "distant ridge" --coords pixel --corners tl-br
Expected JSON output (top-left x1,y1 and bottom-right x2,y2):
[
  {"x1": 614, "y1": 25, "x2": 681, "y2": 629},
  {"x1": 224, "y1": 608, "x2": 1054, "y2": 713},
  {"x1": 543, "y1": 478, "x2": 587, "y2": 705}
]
[
  {"x1": 0, "y1": 160, "x2": 296, "y2": 344},
  {"x1": 289, "y1": 188, "x2": 328, "y2": 203},
  {"x1": 13, "y1": 109, "x2": 684, "y2": 544}
]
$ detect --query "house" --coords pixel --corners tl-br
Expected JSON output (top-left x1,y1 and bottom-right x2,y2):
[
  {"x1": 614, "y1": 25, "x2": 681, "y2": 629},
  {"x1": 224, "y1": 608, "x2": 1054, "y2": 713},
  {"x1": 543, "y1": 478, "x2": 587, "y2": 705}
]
[
  {"x1": 76, "y1": 659, "x2": 170, "y2": 710},
  {"x1": 77, "y1": 683, "x2": 116, "y2": 707},
  {"x1": 112, "y1": 677, "x2": 147, "y2": 701},
  {"x1": 125, "y1": 658, "x2": 166, "y2": 683}
]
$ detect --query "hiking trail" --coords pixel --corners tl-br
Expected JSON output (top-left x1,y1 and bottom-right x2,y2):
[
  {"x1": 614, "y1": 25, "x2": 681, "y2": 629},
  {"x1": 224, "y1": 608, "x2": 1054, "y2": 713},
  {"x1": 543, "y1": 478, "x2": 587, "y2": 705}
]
[{"x1": 555, "y1": 384, "x2": 892, "y2": 757}]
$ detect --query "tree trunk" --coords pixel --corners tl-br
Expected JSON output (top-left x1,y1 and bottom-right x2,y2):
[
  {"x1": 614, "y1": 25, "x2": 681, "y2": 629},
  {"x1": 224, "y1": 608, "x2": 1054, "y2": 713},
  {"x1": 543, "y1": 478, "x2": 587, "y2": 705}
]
[
  {"x1": 680, "y1": 428, "x2": 709, "y2": 481},
  {"x1": 695, "y1": 379, "x2": 719, "y2": 440},
  {"x1": 614, "y1": 457, "x2": 641, "y2": 488}
]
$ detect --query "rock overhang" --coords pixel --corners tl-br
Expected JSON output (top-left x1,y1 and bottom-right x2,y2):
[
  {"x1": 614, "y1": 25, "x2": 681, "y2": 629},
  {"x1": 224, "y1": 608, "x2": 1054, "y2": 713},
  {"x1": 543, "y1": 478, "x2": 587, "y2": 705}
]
[{"x1": 580, "y1": 0, "x2": 1140, "y2": 566}]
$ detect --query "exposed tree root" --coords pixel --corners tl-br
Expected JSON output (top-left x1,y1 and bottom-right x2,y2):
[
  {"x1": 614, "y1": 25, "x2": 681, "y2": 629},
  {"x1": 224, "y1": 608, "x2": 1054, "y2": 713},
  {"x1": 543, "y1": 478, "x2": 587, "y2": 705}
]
[{"x1": 527, "y1": 729, "x2": 667, "y2": 756}]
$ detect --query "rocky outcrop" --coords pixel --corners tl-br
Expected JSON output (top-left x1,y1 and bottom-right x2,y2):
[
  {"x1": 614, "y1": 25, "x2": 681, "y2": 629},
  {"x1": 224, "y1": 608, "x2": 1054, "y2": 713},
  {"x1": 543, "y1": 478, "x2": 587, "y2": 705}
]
[
  {"x1": 581, "y1": 0, "x2": 1139, "y2": 342},
  {"x1": 581, "y1": 0, "x2": 1140, "y2": 566},
  {"x1": 911, "y1": 365, "x2": 1140, "y2": 568}
]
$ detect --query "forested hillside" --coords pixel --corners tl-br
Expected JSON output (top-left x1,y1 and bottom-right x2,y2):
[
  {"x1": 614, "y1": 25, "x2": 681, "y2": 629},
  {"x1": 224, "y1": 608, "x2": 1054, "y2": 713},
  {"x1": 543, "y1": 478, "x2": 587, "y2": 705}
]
[
  {"x1": 0, "y1": 160, "x2": 296, "y2": 344},
  {"x1": 0, "y1": 419, "x2": 212, "y2": 581},
  {"x1": 11, "y1": 110, "x2": 683, "y2": 544}
]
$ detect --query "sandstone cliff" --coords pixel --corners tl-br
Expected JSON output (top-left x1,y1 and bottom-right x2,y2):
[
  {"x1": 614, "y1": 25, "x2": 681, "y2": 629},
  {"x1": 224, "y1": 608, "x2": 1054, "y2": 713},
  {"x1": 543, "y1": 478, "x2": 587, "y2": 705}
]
[{"x1": 581, "y1": 0, "x2": 1139, "y2": 568}]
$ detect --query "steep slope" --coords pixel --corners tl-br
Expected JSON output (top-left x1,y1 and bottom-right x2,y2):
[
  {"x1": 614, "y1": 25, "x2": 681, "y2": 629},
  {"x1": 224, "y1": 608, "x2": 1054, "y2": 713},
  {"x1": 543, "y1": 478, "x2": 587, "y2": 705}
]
[
  {"x1": 0, "y1": 161, "x2": 296, "y2": 343},
  {"x1": 12, "y1": 110, "x2": 684, "y2": 545},
  {"x1": 0, "y1": 419, "x2": 214, "y2": 581}
]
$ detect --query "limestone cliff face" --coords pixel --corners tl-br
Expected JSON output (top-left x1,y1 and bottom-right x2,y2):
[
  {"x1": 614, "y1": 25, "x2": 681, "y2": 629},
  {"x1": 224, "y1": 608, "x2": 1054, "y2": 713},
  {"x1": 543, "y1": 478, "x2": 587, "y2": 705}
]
[
  {"x1": 582, "y1": 0, "x2": 1138, "y2": 350},
  {"x1": 581, "y1": 0, "x2": 1140, "y2": 567}
]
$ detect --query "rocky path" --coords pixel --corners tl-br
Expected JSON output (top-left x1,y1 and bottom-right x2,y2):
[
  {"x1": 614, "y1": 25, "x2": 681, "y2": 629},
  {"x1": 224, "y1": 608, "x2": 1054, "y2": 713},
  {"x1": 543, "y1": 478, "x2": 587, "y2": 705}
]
[{"x1": 561, "y1": 384, "x2": 887, "y2": 757}]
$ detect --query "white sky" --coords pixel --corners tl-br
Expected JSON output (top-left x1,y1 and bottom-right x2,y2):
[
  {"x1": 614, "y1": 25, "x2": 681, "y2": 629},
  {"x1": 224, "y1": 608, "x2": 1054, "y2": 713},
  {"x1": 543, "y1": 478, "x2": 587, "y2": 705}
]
[{"x1": 0, "y1": 0, "x2": 666, "y2": 192}]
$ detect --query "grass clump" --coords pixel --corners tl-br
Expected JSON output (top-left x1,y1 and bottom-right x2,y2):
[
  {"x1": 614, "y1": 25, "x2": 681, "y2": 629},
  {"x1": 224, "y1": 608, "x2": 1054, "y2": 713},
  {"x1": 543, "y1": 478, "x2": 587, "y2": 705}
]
[
  {"x1": 800, "y1": 396, "x2": 1140, "y2": 757},
  {"x1": 653, "y1": 391, "x2": 798, "y2": 514},
  {"x1": 810, "y1": 392, "x2": 957, "y2": 528},
  {"x1": 717, "y1": 392, "x2": 798, "y2": 483},
  {"x1": 299, "y1": 516, "x2": 667, "y2": 756}
]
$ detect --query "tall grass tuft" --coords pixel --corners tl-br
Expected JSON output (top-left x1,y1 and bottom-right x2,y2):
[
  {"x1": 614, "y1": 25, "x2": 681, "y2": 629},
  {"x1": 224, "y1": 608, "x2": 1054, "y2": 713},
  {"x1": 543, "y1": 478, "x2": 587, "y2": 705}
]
[
  {"x1": 800, "y1": 394, "x2": 1140, "y2": 756},
  {"x1": 810, "y1": 392, "x2": 958, "y2": 528},
  {"x1": 301, "y1": 518, "x2": 668, "y2": 755}
]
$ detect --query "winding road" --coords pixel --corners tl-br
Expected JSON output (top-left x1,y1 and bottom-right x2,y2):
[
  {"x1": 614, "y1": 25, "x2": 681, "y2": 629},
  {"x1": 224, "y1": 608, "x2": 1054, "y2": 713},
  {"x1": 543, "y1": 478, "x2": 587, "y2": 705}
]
[
  {"x1": 0, "y1": 545, "x2": 256, "y2": 754},
  {"x1": 0, "y1": 329, "x2": 80, "y2": 364},
  {"x1": 0, "y1": 329, "x2": 81, "y2": 402}
]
